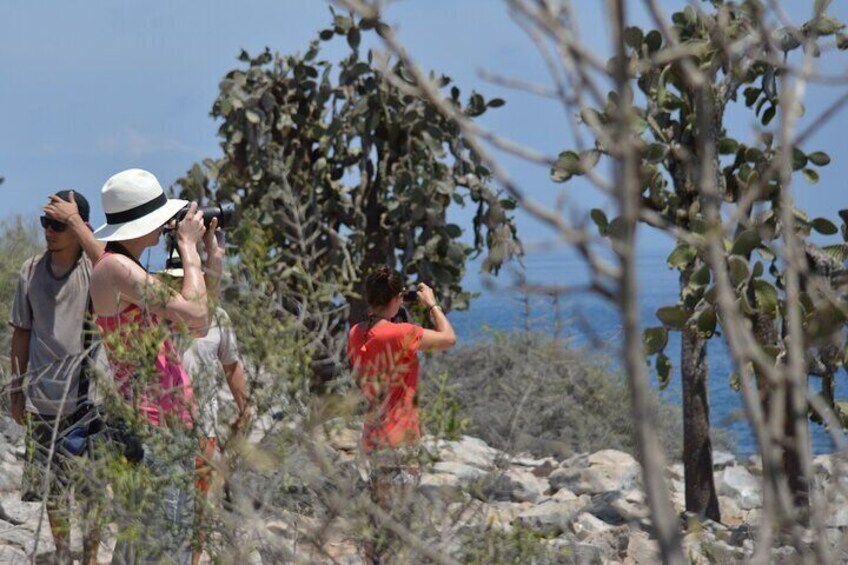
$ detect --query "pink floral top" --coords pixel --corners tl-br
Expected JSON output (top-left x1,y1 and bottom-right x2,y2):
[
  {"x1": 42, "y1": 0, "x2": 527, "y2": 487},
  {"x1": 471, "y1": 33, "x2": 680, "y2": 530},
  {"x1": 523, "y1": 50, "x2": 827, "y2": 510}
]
[{"x1": 94, "y1": 253, "x2": 194, "y2": 427}]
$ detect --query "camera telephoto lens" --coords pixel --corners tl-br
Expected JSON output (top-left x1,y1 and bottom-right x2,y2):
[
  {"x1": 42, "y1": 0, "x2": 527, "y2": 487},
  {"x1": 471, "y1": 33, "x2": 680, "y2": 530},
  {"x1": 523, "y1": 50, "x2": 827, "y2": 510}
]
[{"x1": 172, "y1": 201, "x2": 236, "y2": 229}]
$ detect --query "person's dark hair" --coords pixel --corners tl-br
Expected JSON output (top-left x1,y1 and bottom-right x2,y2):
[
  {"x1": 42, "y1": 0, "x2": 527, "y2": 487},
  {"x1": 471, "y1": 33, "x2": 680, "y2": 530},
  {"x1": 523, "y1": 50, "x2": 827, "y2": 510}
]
[
  {"x1": 364, "y1": 266, "x2": 404, "y2": 308},
  {"x1": 54, "y1": 190, "x2": 91, "y2": 222}
]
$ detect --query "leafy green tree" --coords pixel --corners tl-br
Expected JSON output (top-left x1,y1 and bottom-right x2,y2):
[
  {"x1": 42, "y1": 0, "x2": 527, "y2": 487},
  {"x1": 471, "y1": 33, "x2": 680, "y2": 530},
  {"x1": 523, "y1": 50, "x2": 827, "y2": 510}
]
[
  {"x1": 0, "y1": 216, "x2": 41, "y2": 359},
  {"x1": 177, "y1": 10, "x2": 518, "y2": 383},
  {"x1": 551, "y1": 1, "x2": 846, "y2": 520}
]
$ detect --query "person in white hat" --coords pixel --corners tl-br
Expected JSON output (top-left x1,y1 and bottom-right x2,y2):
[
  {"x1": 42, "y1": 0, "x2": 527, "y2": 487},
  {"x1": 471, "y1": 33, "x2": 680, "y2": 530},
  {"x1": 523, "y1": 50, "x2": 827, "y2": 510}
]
[{"x1": 60, "y1": 168, "x2": 222, "y2": 563}]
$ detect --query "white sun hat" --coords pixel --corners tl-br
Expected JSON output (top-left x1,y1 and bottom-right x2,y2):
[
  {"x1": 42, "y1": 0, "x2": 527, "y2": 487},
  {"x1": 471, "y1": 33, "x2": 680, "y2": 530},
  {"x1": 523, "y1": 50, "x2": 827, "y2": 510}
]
[{"x1": 94, "y1": 168, "x2": 188, "y2": 242}]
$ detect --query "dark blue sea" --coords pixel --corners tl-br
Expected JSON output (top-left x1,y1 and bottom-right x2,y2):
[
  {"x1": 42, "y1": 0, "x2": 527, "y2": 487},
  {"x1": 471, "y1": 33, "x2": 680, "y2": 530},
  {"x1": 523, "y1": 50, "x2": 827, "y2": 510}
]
[{"x1": 452, "y1": 248, "x2": 844, "y2": 457}]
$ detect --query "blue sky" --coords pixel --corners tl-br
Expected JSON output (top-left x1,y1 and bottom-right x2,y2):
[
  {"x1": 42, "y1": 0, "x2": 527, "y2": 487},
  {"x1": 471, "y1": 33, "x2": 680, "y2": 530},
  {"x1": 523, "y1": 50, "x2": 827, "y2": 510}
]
[{"x1": 1, "y1": 1, "x2": 847, "y2": 257}]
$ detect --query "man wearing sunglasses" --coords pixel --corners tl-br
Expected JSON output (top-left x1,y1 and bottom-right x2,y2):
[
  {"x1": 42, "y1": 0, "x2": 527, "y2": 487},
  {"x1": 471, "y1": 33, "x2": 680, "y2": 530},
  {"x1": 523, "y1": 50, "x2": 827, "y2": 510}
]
[{"x1": 8, "y1": 190, "x2": 102, "y2": 564}]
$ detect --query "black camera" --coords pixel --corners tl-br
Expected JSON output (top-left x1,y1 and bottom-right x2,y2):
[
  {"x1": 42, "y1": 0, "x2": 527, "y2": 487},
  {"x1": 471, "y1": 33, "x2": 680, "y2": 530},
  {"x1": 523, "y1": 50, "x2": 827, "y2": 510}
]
[
  {"x1": 172, "y1": 201, "x2": 236, "y2": 229},
  {"x1": 402, "y1": 289, "x2": 419, "y2": 303},
  {"x1": 163, "y1": 201, "x2": 236, "y2": 271}
]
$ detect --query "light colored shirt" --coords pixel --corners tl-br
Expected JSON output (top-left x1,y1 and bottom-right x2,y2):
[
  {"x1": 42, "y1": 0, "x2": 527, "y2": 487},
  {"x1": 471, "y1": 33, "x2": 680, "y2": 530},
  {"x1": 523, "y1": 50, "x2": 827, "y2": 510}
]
[
  {"x1": 10, "y1": 252, "x2": 92, "y2": 417},
  {"x1": 179, "y1": 307, "x2": 239, "y2": 437}
]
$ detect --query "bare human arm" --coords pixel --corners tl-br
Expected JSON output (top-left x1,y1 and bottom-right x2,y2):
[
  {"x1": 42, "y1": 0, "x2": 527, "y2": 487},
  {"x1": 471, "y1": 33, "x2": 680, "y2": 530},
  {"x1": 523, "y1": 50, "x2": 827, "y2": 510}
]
[
  {"x1": 90, "y1": 204, "x2": 209, "y2": 333},
  {"x1": 9, "y1": 327, "x2": 30, "y2": 425},
  {"x1": 416, "y1": 283, "x2": 457, "y2": 352},
  {"x1": 43, "y1": 191, "x2": 105, "y2": 263},
  {"x1": 202, "y1": 219, "x2": 224, "y2": 305},
  {"x1": 223, "y1": 360, "x2": 250, "y2": 435}
]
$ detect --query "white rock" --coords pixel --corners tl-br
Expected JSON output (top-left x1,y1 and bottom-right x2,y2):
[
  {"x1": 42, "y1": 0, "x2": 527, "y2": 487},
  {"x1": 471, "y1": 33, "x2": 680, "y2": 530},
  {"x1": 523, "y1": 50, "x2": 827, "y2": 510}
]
[
  {"x1": 549, "y1": 450, "x2": 640, "y2": 495},
  {"x1": 510, "y1": 454, "x2": 557, "y2": 468},
  {"x1": 813, "y1": 454, "x2": 832, "y2": 478},
  {"x1": 718, "y1": 495, "x2": 744, "y2": 526},
  {"x1": 418, "y1": 473, "x2": 463, "y2": 501},
  {"x1": 432, "y1": 461, "x2": 487, "y2": 486},
  {"x1": 611, "y1": 494, "x2": 649, "y2": 522},
  {"x1": 587, "y1": 449, "x2": 639, "y2": 468},
  {"x1": 326, "y1": 427, "x2": 359, "y2": 452},
  {"x1": 571, "y1": 511, "x2": 611, "y2": 540},
  {"x1": 665, "y1": 463, "x2": 684, "y2": 481},
  {"x1": 424, "y1": 435, "x2": 500, "y2": 469},
  {"x1": 0, "y1": 463, "x2": 21, "y2": 494},
  {"x1": 712, "y1": 450, "x2": 736, "y2": 469},
  {"x1": 503, "y1": 467, "x2": 548, "y2": 502},
  {"x1": 681, "y1": 532, "x2": 713, "y2": 565},
  {"x1": 551, "y1": 488, "x2": 580, "y2": 502},
  {"x1": 585, "y1": 491, "x2": 648, "y2": 524},
  {"x1": 823, "y1": 492, "x2": 848, "y2": 527},
  {"x1": 515, "y1": 499, "x2": 584, "y2": 535},
  {"x1": 0, "y1": 546, "x2": 28, "y2": 564},
  {"x1": 482, "y1": 501, "x2": 526, "y2": 532},
  {"x1": 623, "y1": 488, "x2": 645, "y2": 505},
  {"x1": 715, "y1": 466, "x2": 761, "y2": 510},
  {"x1": 625, "y1": 530, "x2": 660, "y2": 564},
  {"x1": 747, "y1": 454, "x2": 763, "y2": 476},
  {"x1": 670, "y1": 490, "x2": 685, "y2": 513}
]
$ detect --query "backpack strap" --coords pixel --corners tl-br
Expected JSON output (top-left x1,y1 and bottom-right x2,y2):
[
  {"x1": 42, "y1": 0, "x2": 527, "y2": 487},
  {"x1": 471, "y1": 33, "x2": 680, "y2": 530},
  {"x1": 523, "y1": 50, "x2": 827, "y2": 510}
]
[{"x1": 76, "y1": 297, "x2": 95, "y2": 406}]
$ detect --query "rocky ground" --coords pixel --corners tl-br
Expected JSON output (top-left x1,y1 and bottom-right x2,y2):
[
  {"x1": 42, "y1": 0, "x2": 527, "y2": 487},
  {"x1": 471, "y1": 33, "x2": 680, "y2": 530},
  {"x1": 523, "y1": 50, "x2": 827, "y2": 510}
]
[{"x1": 3, "y1": 414, "x2": 848, "y2": 563}]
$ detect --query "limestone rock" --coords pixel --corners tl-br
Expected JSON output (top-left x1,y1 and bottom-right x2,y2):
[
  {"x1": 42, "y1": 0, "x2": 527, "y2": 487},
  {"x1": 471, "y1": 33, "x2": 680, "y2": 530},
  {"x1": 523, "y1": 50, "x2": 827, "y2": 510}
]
[
  {"x1": 550, "y1": 449, "x2": 640, "y2": 495},
  {"x1": 515, "y1": 499, "x2": 584, "y2": 535},
  {"x1": 326, "y1": 426, "x2": 360, "y2": 452},
  {"x1": 510, "y1": 454, "x2": 558, "y2": 478},
  {"x1": 432, "y1": 461, "x2": 487, "y2": 487},
  {"x1": 712, "y1": 450, "x2": 736, "y2": 470},
  {"x1": 665, "y1": 463, "x2": 684, "y2": 482},
  {"x1": 0, "y1": 462, "x2": 21, "y2": 494},
  {"x1": 822, "y1": 492, "x2": 848, "y2": 527},
  {"x1": 0, "y1": 546, "x2": 28, "y2": 564},
  {"x1": 624, "y1": 530, "x2": 660, "y2": 564},
  {"x1": 551, "y1": 488, "x2": 580, "y2": 502},
  {"x1": 717, "y1": 495, "x2": 744, "y2": 527},
  {"x1": 424, "y1": 435, "x2": 500, "y2": 469},
  {"x1": 715, "y1": 466, "x2": 761, "y2": 510},
  {"x1": 571, "y1": 511, "x2": 612, "y2": 540},
  {"x1": 584, "y1": 491, "x2": 648, "y2": 525},
  {"x1": 747, "y1": 454, "x2": 763, "y2": 476},
  {"x1": 479, "y1": 468, "x2": 548, "y2": 503},
  {"x1": 419, "y1": 472, "x2": 464, "y2": 501}
]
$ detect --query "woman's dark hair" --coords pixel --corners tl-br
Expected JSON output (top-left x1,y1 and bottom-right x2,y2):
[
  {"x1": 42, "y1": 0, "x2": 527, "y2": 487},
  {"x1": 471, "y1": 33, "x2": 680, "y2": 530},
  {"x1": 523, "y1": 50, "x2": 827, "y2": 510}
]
[{"x1": 364, "y1": 266, "x2": 404, "y2": 308}]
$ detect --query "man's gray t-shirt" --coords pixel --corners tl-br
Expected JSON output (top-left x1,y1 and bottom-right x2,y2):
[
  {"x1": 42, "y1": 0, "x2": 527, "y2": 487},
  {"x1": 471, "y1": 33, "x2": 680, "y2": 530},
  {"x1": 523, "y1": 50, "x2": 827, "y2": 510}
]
[
  {"x1": 179, "y1": 307, "x2": 240, "y2": 437},
  {"x1": 10, "y1": 252, "x2": 92, "y2": 417}
]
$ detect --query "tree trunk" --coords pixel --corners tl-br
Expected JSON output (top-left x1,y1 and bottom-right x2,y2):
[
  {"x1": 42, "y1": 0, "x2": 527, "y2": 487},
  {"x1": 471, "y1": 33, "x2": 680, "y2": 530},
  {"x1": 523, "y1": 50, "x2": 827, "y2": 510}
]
[
  {"x1": 680, "y1": 267, "x2": 720, "y2": 522},
  {"x1": 349, "y1": 174, "x2": 392, "y2": 327},
  {"x1": 782, "y1": 387, "x2": 809, "y2": 509}
]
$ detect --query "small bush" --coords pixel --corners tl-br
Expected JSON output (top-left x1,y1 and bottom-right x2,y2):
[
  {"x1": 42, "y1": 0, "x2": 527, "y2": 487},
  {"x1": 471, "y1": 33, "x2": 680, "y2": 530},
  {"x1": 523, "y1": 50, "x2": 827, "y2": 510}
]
[
  {"x1": 459, "y1": 525, "x2": 569, "y2": 564},
  {"x1": 421, "y1": 331, "x2": 697, "y2": 461}
]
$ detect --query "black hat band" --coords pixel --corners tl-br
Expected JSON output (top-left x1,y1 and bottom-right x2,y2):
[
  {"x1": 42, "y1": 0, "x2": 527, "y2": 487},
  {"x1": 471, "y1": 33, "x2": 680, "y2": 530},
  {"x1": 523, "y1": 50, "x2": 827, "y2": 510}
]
[{"x1": 105, "y1": 192, "x2": 168, "y2": 225}]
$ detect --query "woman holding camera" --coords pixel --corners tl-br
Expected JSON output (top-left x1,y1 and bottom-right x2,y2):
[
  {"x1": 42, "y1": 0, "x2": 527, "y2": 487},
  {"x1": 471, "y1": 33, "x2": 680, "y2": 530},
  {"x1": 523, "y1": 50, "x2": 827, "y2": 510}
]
[
  {"x1": 346, "y1": 265, "x2": 456, "y2": 562},
  {"x1": 79, "y1": 168, "x2": 220, "y2": 563}
]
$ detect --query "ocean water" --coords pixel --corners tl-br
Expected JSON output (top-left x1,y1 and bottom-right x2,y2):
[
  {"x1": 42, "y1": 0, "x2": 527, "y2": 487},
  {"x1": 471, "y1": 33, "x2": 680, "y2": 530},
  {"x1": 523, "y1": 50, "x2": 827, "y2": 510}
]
[{"x1": 451, "y1": 249, "x2": 843, "y2": 457}]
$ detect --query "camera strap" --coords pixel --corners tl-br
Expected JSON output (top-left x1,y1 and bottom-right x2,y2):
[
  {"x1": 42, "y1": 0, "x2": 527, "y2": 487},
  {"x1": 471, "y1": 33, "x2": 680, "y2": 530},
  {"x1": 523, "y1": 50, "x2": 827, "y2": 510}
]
[{"x1": 76, "y1": 297, "x2": 95, "y2": 408}]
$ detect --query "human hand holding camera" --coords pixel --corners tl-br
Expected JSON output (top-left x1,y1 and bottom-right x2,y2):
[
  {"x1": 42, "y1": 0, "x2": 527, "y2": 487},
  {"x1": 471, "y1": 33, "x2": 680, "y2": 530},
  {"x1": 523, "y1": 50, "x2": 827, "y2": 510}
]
[
  {"x1": 202, "y1": 217, "x2": 223, "y2": 260},
  {"x1": 174, "y1": 203, "x2": 205, "y2": 262},
  {"x1": 416, "y1": 283, "x2": 438, "y2": 310}
]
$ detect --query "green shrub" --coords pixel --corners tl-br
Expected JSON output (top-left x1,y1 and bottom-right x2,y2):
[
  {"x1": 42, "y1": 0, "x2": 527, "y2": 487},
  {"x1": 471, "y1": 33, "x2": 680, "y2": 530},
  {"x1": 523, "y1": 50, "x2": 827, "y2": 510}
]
[
  {"x1": 459, "y1": 525, "x2": 569, "y2": 565},
  {"x1": 421, "y1": 331, "x2": 711, "y2": 461},
  {"x1": 420, "y1": 370, "x2": 469, "y2": 441}
]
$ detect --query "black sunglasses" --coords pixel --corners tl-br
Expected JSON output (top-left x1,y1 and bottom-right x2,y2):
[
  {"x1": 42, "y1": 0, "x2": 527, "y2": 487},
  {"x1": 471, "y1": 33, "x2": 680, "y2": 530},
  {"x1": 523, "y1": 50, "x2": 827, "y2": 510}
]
[{"x1": 40, "y1": 216, "x2": 67, "y2": 232}]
